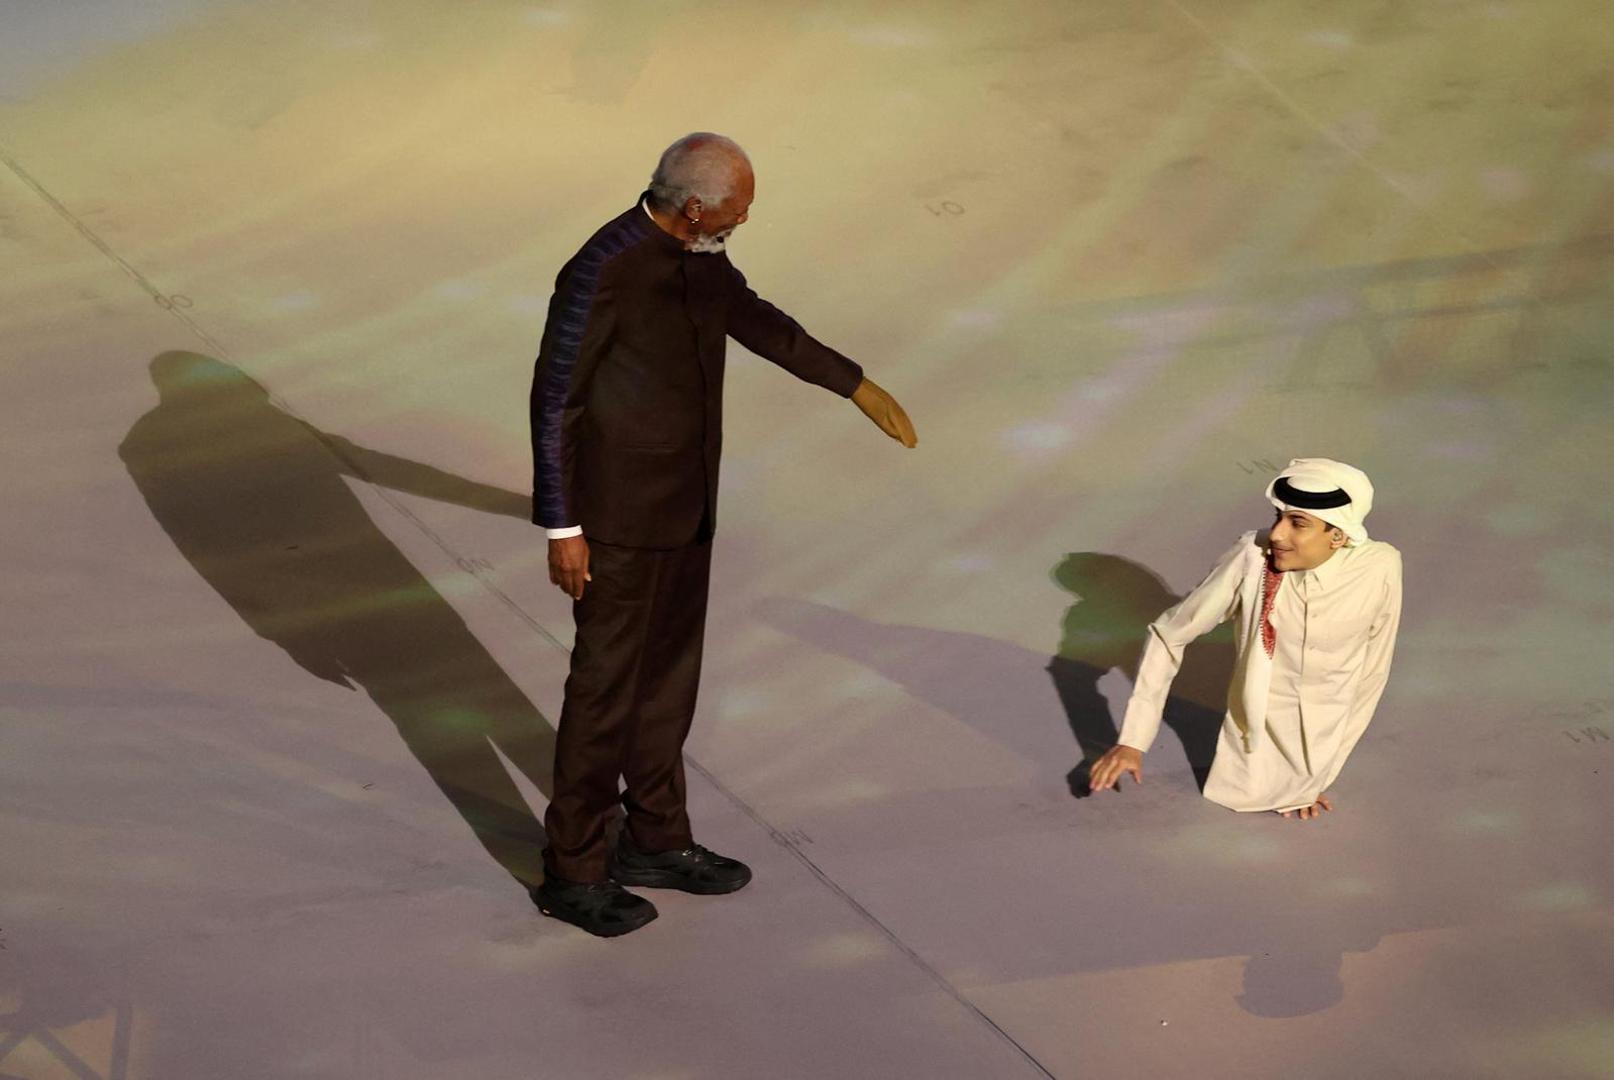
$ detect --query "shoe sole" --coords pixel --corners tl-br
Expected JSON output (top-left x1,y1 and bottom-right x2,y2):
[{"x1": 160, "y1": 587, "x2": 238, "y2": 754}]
[
  {"x1": 608, "y1": 868, "x2": 752, "y2": 895},
  {"x1": 535, "y1": 901, "x2": 659, "y2": 938}
]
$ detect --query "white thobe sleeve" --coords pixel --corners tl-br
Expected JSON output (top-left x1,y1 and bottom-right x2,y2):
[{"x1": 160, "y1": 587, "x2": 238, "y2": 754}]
[
  {"x1": 1315, "y1": 549, "x2": 1403, "y2": 791},
  {"x1": 1116, "y1": 537, "x2": 1248, "y2": 753}
]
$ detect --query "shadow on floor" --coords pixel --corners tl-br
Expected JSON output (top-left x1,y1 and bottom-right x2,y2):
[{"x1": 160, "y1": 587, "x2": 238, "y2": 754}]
[
  {"x1": 1050, "y1": 552, "x2": 1233, "y2": 795},
  {"x1": 119, "y1": 351, "x2": 553, "y2": 887},
  {"x1": 753, "y1": 552, "x2": 1233, "y2": 798},
  {"x1": 754, "y1": 575, "x2": 1372, "y2": 1018}
]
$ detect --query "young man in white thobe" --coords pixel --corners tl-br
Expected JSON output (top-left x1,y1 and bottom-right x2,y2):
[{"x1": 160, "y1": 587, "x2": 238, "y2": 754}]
[{"x1": 1088, "y1": 459, "x2": 1402, "y2": 820}]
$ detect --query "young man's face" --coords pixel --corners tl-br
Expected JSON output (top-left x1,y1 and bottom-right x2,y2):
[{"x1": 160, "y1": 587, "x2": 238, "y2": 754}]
[{"x1": 1269, "y1": 509, "x2": 1343, "y2": 571}]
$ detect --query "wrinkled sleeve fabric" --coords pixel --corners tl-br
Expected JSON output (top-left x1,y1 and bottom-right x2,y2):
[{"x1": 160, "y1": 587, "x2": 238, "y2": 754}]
[
  {"x1": 724, "y1": 261, "x2": 864, "y2": 397},
  {"x1": 1316, "y1": 548, "x2": 1402, "y2": 791},
  {"x1": 1117, "y1": 535, "x2": 1251, "y2": 752},
  {"x1": 530, "y1": 255, "x2": 616, "y2": 531}
]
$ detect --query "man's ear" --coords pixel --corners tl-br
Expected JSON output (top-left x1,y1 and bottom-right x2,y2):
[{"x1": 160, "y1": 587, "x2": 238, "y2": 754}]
[{"x1": 682, "y1": 195, "x2": 703, "y2": 222}]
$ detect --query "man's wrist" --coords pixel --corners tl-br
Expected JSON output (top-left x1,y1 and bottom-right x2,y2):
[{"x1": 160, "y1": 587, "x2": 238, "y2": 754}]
[{"x1": 546, "y1": 525, "x2": 583, "y2": 540}]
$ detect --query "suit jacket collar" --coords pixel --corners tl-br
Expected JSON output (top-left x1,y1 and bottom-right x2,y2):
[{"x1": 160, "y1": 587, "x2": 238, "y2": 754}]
[{"x1": 636, "y1": 191, "x2": 688, "y2": 253}]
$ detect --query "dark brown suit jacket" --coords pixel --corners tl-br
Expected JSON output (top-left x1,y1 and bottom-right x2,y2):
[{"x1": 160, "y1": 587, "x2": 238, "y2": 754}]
[{"x1": 530, "y1": 198, "x2": 864, "y2": 549}]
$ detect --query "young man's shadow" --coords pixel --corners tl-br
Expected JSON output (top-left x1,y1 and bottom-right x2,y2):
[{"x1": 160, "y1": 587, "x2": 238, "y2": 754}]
[
  {"x1": 119, "y1": 351, "x2": 553, "y2": 887},
  {"x1": 752, "y1": 553, "x2": 1232, "y2": 797},
  {"x1": 756, "y1": 570, "x2": 1364, "y2": 1019},
  {"x1": 1049, "y1": 553, "x2": 1232, "y2": 796}
]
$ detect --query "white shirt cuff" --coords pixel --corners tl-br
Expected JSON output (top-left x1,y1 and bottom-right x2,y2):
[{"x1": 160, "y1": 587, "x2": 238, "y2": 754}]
[{"x1": 545, "y1": 525, "x2": 583, "y2": 539}]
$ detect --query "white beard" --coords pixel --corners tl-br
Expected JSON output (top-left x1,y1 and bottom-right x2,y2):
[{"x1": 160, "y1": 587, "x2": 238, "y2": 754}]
[{"x1": 687, "y1": 230, "x2": 732, "y2": 254}]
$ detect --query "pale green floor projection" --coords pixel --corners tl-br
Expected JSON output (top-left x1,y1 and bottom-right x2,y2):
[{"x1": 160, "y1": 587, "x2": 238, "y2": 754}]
[{"x1": 2, "y1": 3, "x2": 1611, "y2": 1078}]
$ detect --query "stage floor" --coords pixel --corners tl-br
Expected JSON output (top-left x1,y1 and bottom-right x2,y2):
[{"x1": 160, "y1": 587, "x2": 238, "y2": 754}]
[{"x1": 3, "y1": 2, "x2": 1611, "y2": 1077}]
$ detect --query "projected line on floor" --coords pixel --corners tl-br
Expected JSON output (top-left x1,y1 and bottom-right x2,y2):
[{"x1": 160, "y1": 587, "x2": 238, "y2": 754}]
[
  {"x1": 1159, "y1": 0, "x2": 1555, "y2": 296},
  {"x1": 0, "y1": 141, "x2": 227, "y2": 357},
  {"x1": 685, "y1": 757, "x2": 1061, "y2": 1080}
]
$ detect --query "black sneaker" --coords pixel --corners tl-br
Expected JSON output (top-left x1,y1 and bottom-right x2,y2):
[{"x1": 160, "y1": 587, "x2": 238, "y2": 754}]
[
  {"x1": 531, "y1": 876, "x2": 658, "y2": 937},
  {"x1": 609, "y1": 835, "x2": 753, "y2": 895}
]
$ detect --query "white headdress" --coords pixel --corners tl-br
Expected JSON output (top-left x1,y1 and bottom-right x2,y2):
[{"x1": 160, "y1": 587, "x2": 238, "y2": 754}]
[{"x1": 1265, "y1": 458, "x2": 1374, "y2": 544}]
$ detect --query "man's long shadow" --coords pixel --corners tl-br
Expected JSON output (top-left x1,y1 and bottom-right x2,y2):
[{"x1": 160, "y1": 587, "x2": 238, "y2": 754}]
[
  {"x1": 119, "y1": 351, "x2": 553, "y2": 887},
  {"x1": 754, "y1": 554, "x2": 1232, "y2": 796}
]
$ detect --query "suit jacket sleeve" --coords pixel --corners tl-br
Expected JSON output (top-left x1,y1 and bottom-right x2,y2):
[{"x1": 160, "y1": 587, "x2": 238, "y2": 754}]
[
  {"x1": 1117, "y1": 535, "x2": 1250, "y2": 753},
  {"x1": 724, "y1": 261, "x2": 864, "y2": 397},
  {"x1": 530, "y1": 256, "x2": 616, "y2": 529}
]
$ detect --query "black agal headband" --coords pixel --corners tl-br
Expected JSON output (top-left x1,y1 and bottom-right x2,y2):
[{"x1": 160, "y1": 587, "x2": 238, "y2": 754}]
[{"x1": 1273, "y1": 476, "x2": 1352, "y2": 510}]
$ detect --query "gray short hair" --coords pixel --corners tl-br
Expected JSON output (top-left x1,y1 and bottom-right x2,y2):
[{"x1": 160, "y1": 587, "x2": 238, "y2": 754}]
[{"x1": 648, "y1": 133, "x2": 750, "y2": 212}]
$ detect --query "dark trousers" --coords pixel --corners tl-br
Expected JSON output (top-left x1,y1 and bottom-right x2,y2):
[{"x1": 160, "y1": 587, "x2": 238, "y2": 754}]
[{"x1": 543, "y1": 538, "x2": 712, "y2": 882}]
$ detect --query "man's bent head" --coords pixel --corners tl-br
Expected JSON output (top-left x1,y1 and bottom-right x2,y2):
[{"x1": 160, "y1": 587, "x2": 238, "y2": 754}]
[{"x1": 648, "y1": 133, "x2": 754, "y2": 251}]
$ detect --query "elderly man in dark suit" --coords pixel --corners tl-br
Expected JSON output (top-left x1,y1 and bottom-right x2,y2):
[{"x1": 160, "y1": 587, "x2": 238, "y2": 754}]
[{"x1": 529, "y1": 133, "x2": 916, "y2": 936}]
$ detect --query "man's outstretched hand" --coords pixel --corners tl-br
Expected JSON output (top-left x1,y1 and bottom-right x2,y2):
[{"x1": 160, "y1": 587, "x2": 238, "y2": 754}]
[
  {"x1": 852, "y1": 377, "x2": 918, "y2": 448},
  {"x1": 549, "y1": 535, "x2": 591, "y2": 600},
  {"x1": 1088, "y1": 745, "x2": 1144, "y2": 793}
]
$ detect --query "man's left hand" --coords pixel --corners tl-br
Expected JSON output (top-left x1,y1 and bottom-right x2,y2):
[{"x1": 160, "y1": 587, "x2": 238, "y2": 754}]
[{"x1": 852, "y1": 377, "x2": 918, "y2": 448}]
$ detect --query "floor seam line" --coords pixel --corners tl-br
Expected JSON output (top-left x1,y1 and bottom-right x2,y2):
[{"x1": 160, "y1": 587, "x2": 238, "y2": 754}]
[
  {"x1": 1159, "y1": 0, "x2": 1506, "y2": 270},
  {"x1": 684, "y1": 757, "x2": 1059, "y2": 1079}
]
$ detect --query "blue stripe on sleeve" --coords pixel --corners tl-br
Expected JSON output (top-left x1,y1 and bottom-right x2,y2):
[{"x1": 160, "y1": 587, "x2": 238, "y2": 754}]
[{"x1": 535, "y1": 215, "x2": 650, "y2": 528}]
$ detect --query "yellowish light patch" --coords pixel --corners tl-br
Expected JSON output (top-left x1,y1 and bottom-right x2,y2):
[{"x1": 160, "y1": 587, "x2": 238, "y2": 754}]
[
  {"x1": 1449, "y1": 807, "x2": 1521, "y2": 835},
  {"x1": 802, "y1": 931, "x2": 884, "y2": 969},
  {"x1": 1315, "y1": 875, "x2": 1375, "y2": 898},
  {"x1": 1484, "y1": 1018, "x2": 1614, "y2": 1078},
  {"x1": 1154, "y1": 826, "x2": 1283, "y2": 867},
  {"x1": 1518, "y1": 882, "x2": 1596, "y2": 913}
]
